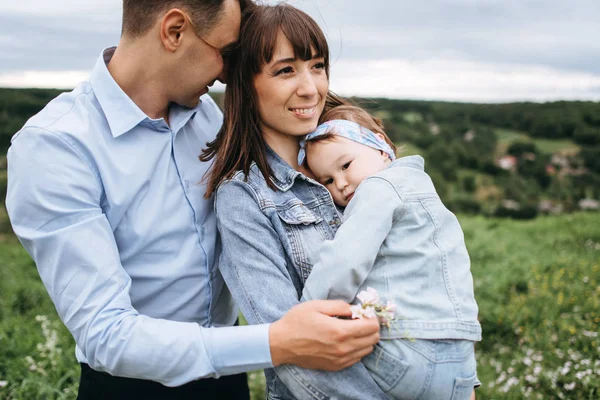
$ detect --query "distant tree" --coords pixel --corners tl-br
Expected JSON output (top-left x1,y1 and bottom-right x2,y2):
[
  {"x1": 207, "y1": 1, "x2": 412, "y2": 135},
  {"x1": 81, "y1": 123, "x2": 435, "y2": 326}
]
[
  {"x1": 426, "y1": 141, "x2": 459, "y2": 182},
  {"x1": 462, "y1": 175, "x2": 477, "y2": 193},
  {"x1": 507, "y1": 141, "x2": 538, "y2": 157},
  {"x1": 573, "y1": 126, "x2": 600, "y2": 146},
  {"x1": 580, "y1": 146, "x2": 600, "y2": 174}
]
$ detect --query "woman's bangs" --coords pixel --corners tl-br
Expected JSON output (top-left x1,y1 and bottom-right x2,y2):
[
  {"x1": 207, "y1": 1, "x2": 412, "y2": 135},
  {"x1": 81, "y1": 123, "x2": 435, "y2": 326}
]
[
  {"x1": 280, "y1": 11, "x2": 329, "y2": 64},
  {"x1": 247, "y1": 5, "x2": 329, "y2": 74}
]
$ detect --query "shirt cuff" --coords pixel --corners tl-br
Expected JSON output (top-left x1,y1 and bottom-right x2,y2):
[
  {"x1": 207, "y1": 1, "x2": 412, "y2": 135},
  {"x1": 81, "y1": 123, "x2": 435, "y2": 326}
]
[{"x1": 203, "y1": 323, "x2": 273, "y2": 376}]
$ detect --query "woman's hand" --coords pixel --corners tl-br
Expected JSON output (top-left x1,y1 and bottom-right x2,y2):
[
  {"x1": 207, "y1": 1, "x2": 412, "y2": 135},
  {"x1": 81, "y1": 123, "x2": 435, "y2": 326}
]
[{"x1": 269, "y1": 300, "x2": 381, "y2": 371}]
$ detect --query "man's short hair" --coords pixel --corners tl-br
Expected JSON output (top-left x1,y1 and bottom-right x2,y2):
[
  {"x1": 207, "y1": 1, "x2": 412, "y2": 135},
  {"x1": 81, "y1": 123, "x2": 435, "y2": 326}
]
[{"x1": 122, "y1": 0, "x2": 227, "y2": 37}]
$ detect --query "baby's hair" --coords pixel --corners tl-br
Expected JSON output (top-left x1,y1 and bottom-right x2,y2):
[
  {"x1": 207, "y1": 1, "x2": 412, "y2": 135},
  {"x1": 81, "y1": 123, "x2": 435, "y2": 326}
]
[{"x1": 306, "y1": 105, "x2": 397, "y2": 153}]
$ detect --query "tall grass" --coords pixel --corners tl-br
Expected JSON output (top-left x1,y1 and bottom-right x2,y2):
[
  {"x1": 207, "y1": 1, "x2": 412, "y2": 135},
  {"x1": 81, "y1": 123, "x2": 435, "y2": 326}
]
[{"x1": 1, "y1": 213, "x2": 599, "y2": 399}]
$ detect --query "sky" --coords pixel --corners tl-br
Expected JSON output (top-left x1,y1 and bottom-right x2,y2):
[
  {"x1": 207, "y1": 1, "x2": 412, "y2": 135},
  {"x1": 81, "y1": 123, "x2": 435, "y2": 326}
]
[{"x1": 1, "y1": 0, "x2": 599, "y2": 103}]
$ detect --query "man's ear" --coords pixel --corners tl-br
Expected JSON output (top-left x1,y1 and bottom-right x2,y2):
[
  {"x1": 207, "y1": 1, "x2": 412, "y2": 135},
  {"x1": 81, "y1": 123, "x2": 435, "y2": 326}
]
[{"x1": 160, "y1": 9, "x2": 187, "y2": 52}]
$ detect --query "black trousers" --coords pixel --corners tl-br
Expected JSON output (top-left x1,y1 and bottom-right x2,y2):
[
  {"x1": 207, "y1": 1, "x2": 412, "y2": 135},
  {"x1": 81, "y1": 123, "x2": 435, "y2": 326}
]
[{"x1": 77, "y1": 363, "x2": 250, "y2": 400}]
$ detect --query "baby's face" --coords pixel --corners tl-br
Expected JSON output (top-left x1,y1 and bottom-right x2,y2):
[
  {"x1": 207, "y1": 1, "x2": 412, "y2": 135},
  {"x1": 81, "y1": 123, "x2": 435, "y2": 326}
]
[{"x1": 307, "y1": 136, "x2": 391, "y2": 207}]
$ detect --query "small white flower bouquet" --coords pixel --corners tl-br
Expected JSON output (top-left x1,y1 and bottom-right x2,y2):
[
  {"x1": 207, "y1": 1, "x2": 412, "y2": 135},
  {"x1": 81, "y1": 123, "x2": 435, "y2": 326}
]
[{"x1": 350, "y1": 287, "x2": 398, "y2": 328}]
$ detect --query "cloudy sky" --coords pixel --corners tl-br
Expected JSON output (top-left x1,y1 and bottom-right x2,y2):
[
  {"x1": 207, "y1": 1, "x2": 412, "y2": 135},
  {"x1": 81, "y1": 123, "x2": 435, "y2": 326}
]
[{"x1": 1, "y1": 0, "x2": 599, "y2": 102}]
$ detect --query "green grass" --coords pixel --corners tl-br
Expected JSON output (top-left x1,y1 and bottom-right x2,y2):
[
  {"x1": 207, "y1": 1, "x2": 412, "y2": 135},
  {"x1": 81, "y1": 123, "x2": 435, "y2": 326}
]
[
  {"x1": 396, "y1": 142, "x2": 424, "y2": 157},
  {"x1": 534, "y1": 137, "x2": 580, "y2": 155},
  {"x1": 0, "y1": 235, "x2": 80, "y2": 399},
  {"x1": 495, "y1": 128, "x2": 580, "y2": 155},
  {"x1": 401, "y1": 112, "x2": 424, "y2": 124},
  {"x1": 495, "y1": 128, "x2": 530, "y2": 144},
  {"x1": 463, "y1": 212, "x2": 600, "y2": 399},
  {"x1": 1, "y1": 213, "x2": 599, "y2": 399}
]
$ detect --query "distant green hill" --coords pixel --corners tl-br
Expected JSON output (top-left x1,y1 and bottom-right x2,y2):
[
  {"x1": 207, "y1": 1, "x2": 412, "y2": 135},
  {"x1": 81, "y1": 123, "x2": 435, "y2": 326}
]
[{"x1": 1, "y1": 88, "x2": 599, "y2": 219}]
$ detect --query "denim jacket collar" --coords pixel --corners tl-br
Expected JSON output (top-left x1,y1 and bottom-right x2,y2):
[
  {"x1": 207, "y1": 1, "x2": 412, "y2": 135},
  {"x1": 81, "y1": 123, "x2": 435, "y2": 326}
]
[
  {"x1": 265, "y1": 145, "x2": 303, "y2": 192},
  {"x1": 389, "y1": 155, "x2": 425, "y2": 171}
]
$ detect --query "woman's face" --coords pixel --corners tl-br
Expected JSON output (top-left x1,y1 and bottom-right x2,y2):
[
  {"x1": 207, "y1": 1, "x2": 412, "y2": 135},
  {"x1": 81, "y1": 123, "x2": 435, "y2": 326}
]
[{"x1": 253, "y1": 31, "x2": 329, "y2": 143}]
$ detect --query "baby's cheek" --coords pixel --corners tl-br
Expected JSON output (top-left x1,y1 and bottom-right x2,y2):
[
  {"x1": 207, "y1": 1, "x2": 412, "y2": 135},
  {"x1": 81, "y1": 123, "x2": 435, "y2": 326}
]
[{"x1": 331, "y1": 191, "x2": 346, "y2": 207}]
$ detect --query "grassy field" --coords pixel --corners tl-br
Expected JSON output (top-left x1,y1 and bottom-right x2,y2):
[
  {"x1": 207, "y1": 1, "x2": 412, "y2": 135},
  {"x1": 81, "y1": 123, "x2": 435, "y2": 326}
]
[
  {"x1": 1, "y1": 212, "x2": 599, "y2": 399},
  {"x1": 495, "y1": 128, "x2": 580, "y2": 155}
]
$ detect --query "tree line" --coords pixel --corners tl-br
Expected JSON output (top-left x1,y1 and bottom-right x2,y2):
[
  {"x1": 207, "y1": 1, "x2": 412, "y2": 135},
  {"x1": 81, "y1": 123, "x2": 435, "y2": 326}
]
[{"x1": 2, "y1": 88, "x2": 599, "y2": 219}]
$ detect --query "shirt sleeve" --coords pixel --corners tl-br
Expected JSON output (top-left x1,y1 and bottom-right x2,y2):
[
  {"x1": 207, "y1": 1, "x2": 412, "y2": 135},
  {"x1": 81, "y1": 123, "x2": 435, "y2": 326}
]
[
  {"x1": 302, "y1": 177, "x2": 403, "y2": 303},
  {"x1": 5, "y1": 127, "x2": 272, "y2": 387},
  {"x1": 215, "y1": 179, "x2": 392, "y2": 400}
]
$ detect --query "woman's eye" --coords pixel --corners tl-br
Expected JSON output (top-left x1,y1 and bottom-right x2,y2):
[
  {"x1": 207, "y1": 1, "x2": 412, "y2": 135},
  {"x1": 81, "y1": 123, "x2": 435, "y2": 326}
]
[
  {"x1": 313, "y1": 62, "x2": 325, "y2": 70},
  {"x1": 276, "y1": 66, "x2": 294, "y2": 76},
  {"x1": 342, "y1": 161, "x2": 351, "y2": 170}
]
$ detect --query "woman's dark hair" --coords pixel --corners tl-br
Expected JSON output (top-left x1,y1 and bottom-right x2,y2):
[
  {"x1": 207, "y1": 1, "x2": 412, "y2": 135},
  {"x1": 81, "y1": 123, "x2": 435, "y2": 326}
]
[{"x1": 200, "y1": 3, "x2": 350, "y2": 197}]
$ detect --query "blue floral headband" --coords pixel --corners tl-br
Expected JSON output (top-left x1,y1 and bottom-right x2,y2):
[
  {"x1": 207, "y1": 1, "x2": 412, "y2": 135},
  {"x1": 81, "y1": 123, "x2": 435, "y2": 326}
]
[{"x1": 298, "y1": 119, "x2": 396, "y2": 165}]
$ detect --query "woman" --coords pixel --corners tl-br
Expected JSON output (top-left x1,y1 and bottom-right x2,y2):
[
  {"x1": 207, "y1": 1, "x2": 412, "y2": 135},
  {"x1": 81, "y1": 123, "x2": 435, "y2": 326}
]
[{"x1": 201, "y1": 4, "x2": 393, "y2": 400}]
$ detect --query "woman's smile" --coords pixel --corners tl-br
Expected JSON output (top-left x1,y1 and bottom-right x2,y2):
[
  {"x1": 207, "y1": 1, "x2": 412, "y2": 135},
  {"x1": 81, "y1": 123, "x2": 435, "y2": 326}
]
[{"x1": 289, "y1": 106, "x2": 317, "y2": 118}]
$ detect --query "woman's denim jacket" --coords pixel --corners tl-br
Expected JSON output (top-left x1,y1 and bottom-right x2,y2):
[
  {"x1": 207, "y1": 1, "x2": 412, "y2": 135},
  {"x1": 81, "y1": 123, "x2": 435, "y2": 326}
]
[
  {"x1": 215, "y1": 147, "x2": 392, "y2": 400},
  {"x1": 302, "y1": 156, "x2": 482, "y2": 341}
]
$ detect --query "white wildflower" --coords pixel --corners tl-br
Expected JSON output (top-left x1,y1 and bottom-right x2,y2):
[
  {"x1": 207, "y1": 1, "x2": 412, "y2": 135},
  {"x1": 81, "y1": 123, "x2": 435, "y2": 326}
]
[
  {"x1": 564, "y1": 382, "x2": 576, "y2": 391},
  {"x1": 525, "y1": 375, "x2": 537, "y2": 383},
  {"x1": 554, "y1": 349, "x2": 564, "y2": 358},
  {"x1": 526, "y1": 348, "x2": 534, "y2": 356},
  {"x1": 385, "y1": 300, "x2": 397, "y2": 313},
  {"x1": 501, "y1": 377, "x2": 519, "y2": 393},
  {"x1": 356, "y1": 287, "x2": 380, "y2": 305},
  {"x1": 350, "y1": 304, "x2": 363, "y2": 319},
  {"x1": 496, "y1": 371, "x2": 506, "y2": 385},
  {"x1": 362, "y1": 306, "x2": 377, "y2": 319}
]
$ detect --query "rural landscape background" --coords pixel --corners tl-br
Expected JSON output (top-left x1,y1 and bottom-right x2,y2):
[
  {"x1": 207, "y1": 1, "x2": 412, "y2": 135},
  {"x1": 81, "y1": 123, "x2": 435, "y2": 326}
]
[{"x1": 0, "y1": 88, "x2": 599, "y2": 399}]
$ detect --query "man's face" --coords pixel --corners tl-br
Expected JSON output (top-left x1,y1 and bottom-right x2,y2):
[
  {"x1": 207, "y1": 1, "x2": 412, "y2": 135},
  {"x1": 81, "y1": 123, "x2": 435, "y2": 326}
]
[{"x1": 176, "y1": 0, "x2": 241, "y2": 107}]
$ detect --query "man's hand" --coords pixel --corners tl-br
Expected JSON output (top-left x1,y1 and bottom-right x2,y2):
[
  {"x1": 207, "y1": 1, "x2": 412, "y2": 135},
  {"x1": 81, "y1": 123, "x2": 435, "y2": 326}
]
[{"x1": 269, "y1": 300, "x2": 380, "y2": 371}]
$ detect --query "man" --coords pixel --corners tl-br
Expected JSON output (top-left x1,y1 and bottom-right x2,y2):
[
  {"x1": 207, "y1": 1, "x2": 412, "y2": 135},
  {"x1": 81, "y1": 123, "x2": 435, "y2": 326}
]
[{"x1": 5, "y1": 0, "x2": 380, "y2": 398}]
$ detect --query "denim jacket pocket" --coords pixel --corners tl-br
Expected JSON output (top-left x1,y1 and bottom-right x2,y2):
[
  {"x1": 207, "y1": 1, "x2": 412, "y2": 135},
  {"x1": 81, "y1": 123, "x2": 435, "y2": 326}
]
[
  {"x1": 450, "y1": 373, "x2": 477, "y2": 400},
  {"x1": 275, "y1": 202, "x2": 327, "y2": 283},
  {"x1": 276, "y1": 202, "x2": 323, "y2": 225}
]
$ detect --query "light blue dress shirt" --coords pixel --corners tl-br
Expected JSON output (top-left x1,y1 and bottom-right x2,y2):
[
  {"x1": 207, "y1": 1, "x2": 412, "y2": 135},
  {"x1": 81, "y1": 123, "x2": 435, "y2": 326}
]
[{"x1": 5, "y1": 47, "x2": 272, "y2": 387}]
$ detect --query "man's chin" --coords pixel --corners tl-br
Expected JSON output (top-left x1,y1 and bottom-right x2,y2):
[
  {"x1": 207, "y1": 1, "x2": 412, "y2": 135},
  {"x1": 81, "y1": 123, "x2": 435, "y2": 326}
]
[{"x1": 174, "y1": 97, "x2": 201, "y2": 110}]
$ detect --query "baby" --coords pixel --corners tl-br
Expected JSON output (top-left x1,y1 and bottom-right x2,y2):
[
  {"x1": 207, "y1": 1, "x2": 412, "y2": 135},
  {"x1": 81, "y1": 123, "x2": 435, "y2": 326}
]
[{"x1": 300, "y1": 105, "x2": 482, "y2": 400}]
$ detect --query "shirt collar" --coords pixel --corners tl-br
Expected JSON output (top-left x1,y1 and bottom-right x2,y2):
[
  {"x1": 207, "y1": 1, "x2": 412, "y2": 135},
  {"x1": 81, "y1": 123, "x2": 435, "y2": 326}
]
[
  {"x1": 89, "y1": 47, "x2": 149, "y2": 138},
  {"x1": 89, "y1": 47, "x2": 200, "y2": 138},
  {"x1": 265, "y1": 146, "x2": 302, "y2": 192}
]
